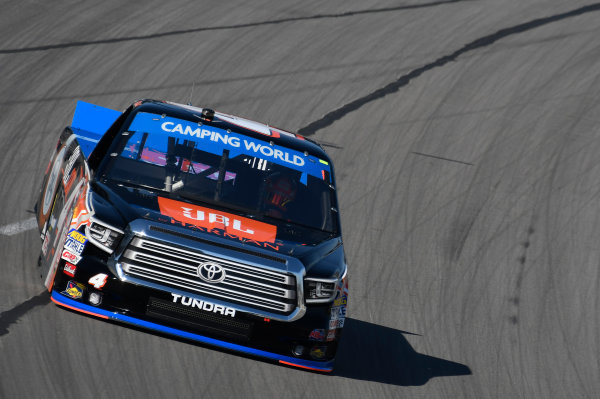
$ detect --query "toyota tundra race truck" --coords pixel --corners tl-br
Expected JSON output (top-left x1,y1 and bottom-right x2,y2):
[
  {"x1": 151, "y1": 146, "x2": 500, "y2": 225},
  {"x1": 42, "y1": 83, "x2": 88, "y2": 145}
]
[{"x1": 36, "y1": 99, "x2": 348, "y2": 372}]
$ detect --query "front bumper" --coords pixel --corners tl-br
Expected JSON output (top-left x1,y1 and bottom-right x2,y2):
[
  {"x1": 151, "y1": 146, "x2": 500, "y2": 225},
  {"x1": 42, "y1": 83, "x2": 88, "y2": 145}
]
[
  {"x1": 51, "y1": 290, "x2": 335, "y2": 372},
  {"x1": 50, "y1": 221, "x2": 346, "y2": 372}
]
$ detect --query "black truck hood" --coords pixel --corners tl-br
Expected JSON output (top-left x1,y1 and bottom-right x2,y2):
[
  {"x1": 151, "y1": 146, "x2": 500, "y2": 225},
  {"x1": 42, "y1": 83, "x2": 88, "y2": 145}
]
[{"x1": 89, "y1": 181, "x2": 343, "y2": 269}]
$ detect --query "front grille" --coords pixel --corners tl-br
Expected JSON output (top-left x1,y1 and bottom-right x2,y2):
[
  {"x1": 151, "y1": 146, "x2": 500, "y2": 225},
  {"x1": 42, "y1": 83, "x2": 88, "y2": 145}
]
[
  {"x1": 120, "y1": 237, "x2": 297, "y2": 315},
  {"x1": 147, "y1": 297, "x2": 253, "y2": 341},
  {"x1": 149, "y1": 225, "x2": 286, "y2": 263}
]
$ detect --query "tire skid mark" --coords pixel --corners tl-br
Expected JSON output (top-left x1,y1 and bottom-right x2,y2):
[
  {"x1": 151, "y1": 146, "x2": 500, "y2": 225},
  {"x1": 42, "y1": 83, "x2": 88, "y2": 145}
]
[
  {"x1": 0, "y1": 57, "x2": 405, "y2": 106},
  {"x1": 411, "y1": 151, "x2": 473, "y2": 166},
  {"x1": 509, "y1": 218, "x2": 536, "y2": 325},
  {"x1": 0, "y1": 0, "x2": 464, "y2": 55},
  {"x1": 298, "y1": 2, "x2": 600, "y2": 136},
  {"x1": 538, "y1": 98, "x2": 600, "y2": 398}
]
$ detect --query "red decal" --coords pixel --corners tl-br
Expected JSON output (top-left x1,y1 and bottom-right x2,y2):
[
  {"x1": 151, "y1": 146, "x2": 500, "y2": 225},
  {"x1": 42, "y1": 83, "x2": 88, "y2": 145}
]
[
  {"x1": 51, "y1": 296, "x2": 109, "y2": 319},
  {"x1": 263, "y1": 242, "x2": 280, "y2": 251},
  {"x1": 61, "y1": 249, "x2": 80, "y2": 264},
  {"x1": 63, "y1": 262, "x2": 77, "y2": 277},
  {"x1": 309, "y1": 329, "x2": 325, "y2": 341},
  {"x1": 278, "y1": 360, "x2": 332, "y2": 372},
  {"x1": 158, "y1": 197, "x2": 277, "y2": 243}
]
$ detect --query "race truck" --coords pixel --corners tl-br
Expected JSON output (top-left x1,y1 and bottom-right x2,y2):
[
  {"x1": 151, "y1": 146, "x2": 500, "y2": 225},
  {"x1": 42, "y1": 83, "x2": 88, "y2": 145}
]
[{"x1": 36, "y1": 99, "x2": 348, "y2": 372}]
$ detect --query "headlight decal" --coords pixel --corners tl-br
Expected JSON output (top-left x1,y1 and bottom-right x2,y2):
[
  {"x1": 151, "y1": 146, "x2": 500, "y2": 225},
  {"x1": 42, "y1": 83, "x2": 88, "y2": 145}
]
[
  {"x1": 304, "y1": 279, "x2": 336, "y2": 303},
  {"x1": 85, "y1": 217, "x2": 124, "y2": 253},
  {"x1": 304, "y1": 267, "x2": 348, "y2": 304}
]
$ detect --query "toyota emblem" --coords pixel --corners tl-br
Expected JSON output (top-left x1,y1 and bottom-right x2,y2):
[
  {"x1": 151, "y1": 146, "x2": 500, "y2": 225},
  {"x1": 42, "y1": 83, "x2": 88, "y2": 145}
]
[{"x1": 197, "y1": 262, "x2": 226, "y2": 283}]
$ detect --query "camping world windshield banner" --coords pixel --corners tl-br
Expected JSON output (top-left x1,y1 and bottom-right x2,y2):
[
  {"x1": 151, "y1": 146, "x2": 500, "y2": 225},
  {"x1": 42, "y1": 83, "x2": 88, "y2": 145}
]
[{"x1": 128, "y1": 112, "x2": 331, "y2": 181}]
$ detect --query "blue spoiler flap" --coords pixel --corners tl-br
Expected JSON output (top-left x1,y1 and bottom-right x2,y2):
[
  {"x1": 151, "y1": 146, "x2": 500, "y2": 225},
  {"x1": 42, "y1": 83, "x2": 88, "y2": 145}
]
[{"x1": 70, "y1": 101, "x2": 121, "y2": 158}]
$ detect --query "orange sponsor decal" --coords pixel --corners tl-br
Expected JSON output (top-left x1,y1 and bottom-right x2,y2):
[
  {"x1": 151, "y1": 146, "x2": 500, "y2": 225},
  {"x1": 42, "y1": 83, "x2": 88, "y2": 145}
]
[
  {"x1": 69, "y1": 192, "x2": 90, "y2": 230},
  {"x1": 157, "y1": 197, "x2": 277, "y2": 243}
]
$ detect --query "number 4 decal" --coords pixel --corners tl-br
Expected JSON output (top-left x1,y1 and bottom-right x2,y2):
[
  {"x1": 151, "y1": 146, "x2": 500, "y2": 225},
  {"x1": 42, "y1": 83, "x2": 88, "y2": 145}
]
[{"x1": 88, "y1": 273, "x2": 108, "y2": 289}]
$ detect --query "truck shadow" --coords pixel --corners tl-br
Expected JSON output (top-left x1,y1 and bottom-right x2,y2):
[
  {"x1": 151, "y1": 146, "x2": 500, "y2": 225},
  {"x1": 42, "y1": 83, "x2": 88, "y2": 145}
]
[{"x1": 333, "y1": 318, "x2": 471, "y2": 386}]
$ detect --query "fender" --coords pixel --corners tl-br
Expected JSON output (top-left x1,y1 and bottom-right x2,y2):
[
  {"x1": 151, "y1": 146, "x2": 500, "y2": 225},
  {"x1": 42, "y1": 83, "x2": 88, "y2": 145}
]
[{"x1": 36, "y1": 127, "x2": 91, "y2": 290}]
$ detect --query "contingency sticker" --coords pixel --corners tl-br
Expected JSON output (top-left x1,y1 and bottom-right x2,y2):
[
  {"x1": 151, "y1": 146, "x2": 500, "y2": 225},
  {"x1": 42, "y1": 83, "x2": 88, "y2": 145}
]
[
  {"x1": 333, "y1": 293, "x2": 347, "y2": 307},
  {"x1": 326, "y1": 330, "x2": 336, "y2": 342},
  {"x1": 62, "y1": 281, "x2": 85, "y2": 299},
  {"x1": 329, "y1": 319, "x2": 345, "y2": 330},
  {"x1": 308, "y1": 329, "x2": 326, "y2": 341},
  {"x1": 63, "y1": 262, "x2": 77, "y2": 277},
  {"x1": 330, "y1": 306, "x2": 346, "y2": 320},
  {"x1": 63, "y1": 229, "x2": 87, "y2": 255},
  {"x1": 61, "y1": 249, "x2": 82, "y2": 265}
]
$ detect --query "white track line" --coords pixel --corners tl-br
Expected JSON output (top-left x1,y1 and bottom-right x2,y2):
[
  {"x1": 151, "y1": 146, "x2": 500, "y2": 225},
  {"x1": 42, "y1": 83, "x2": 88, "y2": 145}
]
[{"x1": 0, "y1": 217, "x2": 37, "y2": 236}]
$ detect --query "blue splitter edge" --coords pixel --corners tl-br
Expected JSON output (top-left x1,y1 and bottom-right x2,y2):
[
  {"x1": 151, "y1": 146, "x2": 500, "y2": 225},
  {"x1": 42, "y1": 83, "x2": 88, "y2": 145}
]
[{"x1": 51, "y1": 291, "x2": 334, "y2": 372}]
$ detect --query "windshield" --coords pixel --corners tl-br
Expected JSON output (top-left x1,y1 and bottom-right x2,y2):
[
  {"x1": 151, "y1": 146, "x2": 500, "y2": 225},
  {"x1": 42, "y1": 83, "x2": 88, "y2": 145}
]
[{"x1": 97, "y1": 112, "x2": 338, "y2": 233}]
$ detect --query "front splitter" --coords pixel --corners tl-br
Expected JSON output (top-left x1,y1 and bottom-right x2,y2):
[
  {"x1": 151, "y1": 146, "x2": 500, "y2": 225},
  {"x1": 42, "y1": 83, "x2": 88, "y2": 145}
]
[{"x1": 51, "y1": 290, "x2": 334, "y2": 372}]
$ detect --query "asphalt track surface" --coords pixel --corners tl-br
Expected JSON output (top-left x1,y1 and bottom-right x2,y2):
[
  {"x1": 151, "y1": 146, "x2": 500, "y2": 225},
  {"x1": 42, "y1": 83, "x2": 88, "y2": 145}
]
[{"x1": 1, "y1": 1, "x2": 599, "y2": 398}]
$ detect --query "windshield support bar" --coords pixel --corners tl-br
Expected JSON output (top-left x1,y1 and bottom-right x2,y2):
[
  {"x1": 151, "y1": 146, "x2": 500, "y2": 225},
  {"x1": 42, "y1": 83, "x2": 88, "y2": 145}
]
[
  {"x1": 135, "y1": 132, "x2": 148, "y2": 161},
  {"x1": 214, "y1": 149, "x2": 229, "y2": 202}
]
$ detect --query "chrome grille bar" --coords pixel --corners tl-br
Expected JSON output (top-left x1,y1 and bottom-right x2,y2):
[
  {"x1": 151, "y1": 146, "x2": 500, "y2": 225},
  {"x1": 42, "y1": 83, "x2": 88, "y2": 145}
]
[
  {"x1": 119, "y1": 237, "x2": 297, "y2": 314},
  {"x1": 134, "y1": 238, "x2": 292, "y2": 284}
]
